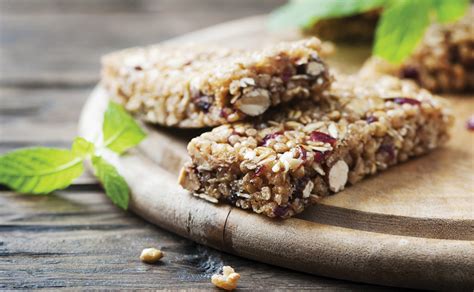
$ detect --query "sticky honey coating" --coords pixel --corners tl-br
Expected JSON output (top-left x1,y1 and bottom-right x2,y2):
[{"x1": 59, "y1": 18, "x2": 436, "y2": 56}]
[
  {"x1": 361, "y1": 9, "x2": 474, "y2": 93},
  {"x1": 179, "y1": 74, "x2": 454, "y2": 218},
  {"x1": 101, "y1": 38, "x2": 331, "y2": 128}
]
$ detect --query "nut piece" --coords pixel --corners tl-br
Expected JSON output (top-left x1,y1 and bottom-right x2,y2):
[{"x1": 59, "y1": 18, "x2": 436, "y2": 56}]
[
  {"x1": 235, "y1": 88, "x2": 270, "y2": 116},
  {"x1": 306, "y1": 61, "x2": 325, "y2": 76},
  {"x1": 211, "y1": 266, "x2": 241, "y2": 291},
  {"x1": 328, "y1": 160, "x2": 349, "y2": 192},
  {"x1": 302, "y1": 181, "x2": 314, "y2": 198},
  {"x1": 140, "y1": 248, "x2": 164, "y2": 264},
  {"x1": 178, "y1": 167, "x2": 200, "y2": 191}
]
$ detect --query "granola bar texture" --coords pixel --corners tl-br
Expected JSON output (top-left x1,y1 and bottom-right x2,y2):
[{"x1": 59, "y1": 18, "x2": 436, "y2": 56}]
[
  {"x1": 179, "y1": 75, "x2": 454, "y2": 218},
  {"x1": 303, "y1": 9, "x2": 380, "y2": 42},
  {"x1": 362, "y1": 9, "x2": 473, "y2": 93},
  {"x1": 101, "y1": 38, "x2": 331, "y2": 128}
]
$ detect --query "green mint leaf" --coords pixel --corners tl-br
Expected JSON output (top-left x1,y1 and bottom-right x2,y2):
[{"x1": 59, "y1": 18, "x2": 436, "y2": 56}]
[
  {"x1": 72, "y1": 137, "x2": 95, "y2": 158},
  {"x1": 92, "y1": 156, "x2": 129, "y2": 210},
  {"x1": 268, "y1": 0, "x2": 386, "y2": 30},
  {"x1": 433, "y1": 0, "x2": 469, "y2": 23},
  {"x1": 103, "y1": 101, "x2": 146, "y2": 155},
  {"x1": 0, "y1": 147, "x2": 83, "y2": 194},
  {"x1": 374, "y1": 0, "x2": 431, "y2": 64}
]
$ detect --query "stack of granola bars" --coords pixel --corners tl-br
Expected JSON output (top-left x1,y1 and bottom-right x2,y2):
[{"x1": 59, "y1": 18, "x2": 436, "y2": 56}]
[{"x1": 101, "y1": 37, "x2": 454, "y2": 219}]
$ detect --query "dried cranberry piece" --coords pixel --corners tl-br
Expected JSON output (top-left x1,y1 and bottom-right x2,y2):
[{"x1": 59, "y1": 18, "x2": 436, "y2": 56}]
[
  {"x1": 297, "y1": 146, "x2": 307, "y2": 161},
  {"x1": 378, "y1": 143, "x2": 396, "y2": 162},
  {"x1": 309, "y1": 131, "x2": 336, "y2": 146},
  {"x1": 226, "y1": 192, "x2": 239, "y2": 205},
  {"x1": 281, "y1": 66, "x2": 293, "y2": 82},
  {"x1": 254, "y1": 165, "x2": 266, "y2": 177},
  {"x1": 260, "y1": 131, "x2": 283, "y2": 146},
  {"x1": 366, "y1": 115, "x2": 378, "y2": 124},
  {"x1": 273, "y1": 205, "x2": 290, "y2": 218},
  {"x1": 220, "y1": 109, "x2": 229, "y2": 118},
  {"x1": 449, "y1": 46, "x2": 460, "y2": 63},
  {"x1": 467, "y1": 115, "x2": 474, "y2": 131},
  {"x1": 292, "y1": 177, "x2": 309, "y2": 198},
  {"x1": 401, "y1": 66, "x2": 419, "y2": 81},
  {"x1": 295, "y1": 64, "x2": 306, "y2": 75},
  {"x1": 194, "y1": 95, "x2": 214, "y2": 112},
  {"x1": 231, "y1": 130, "x2": 243, "y2": 137},
  {"x1": 313, "y1": 151, "x2": 325, "y2": 163},
  {"x1": 386, "y1": 97, "x2": 421, "y2": 106}
]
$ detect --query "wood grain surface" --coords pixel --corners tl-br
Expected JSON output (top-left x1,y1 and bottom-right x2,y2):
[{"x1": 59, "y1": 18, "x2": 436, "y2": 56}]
[
  {"x1": 2, "y1": 0, "x2": 473, "y2": 290},
  {"x1": 78, "y1": 16, "x2": 474, "y2": 291},
  {"x1": 0, "y1": 0, "x2": 407, "y2": 290}
]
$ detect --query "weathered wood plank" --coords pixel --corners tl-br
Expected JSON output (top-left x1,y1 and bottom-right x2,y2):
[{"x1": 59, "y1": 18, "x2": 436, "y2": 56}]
[
  {"x1": 0, "y1": 190, "x2": 392, "y2": 290},
  {"x1": 0, "y1": 0, "x2": 285, "y2": 86},
  {"x1": 0, "y1": 87, "x2": 92, "y2": 143},
  {"x1": 0, "y1": 0, "x2": 407, "y2": 289},
  {"x1": 0, "y1": 0, "x2": 285, "y2": 14}
]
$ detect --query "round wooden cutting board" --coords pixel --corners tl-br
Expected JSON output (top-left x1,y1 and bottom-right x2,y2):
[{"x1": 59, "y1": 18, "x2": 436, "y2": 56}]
[{"x1": 79, "y1": 16, "x2": 474, "y2": 290}]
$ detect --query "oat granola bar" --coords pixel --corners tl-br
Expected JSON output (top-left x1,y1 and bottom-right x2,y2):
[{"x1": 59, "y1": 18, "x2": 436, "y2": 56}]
[
  {"x1": 303, "y1": 9, "x2": 380, "y2": 42},
  {"x1": 179, "y1": 75, "x2": 453, "y2": 218},
  {"x1": 101, "y1": 38, "x2": 331, "y2": 128},
  {"x1": 361, "y1": 9, "x2": 473, "y2": 93}
]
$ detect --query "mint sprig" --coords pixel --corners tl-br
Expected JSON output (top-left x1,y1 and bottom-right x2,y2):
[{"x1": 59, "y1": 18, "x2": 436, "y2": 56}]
[
  {"x1": 374, "y1": 0, "x2": 469, "y2": 64},
  {"x1": 268, "y1": 0, "x2": 385, "y2": 30},
  {"x1": 0, "y1": 148, "x2": 84, "y2": 194},
  {"x1": 92, "y1": 156, "x2": 130, "y2": 210},
  {"x1": 268, "y1": 0, "x2": 469, "y2": 64},
  {"x1": 373, "y1": 0, "x2": 431, "y2": 64},
  {"x1": 0, "y1": 101, "x2": 146, "y2": 210},
  {"x1": 103, "y1": 102, "x2": 146, "y2": 154}
]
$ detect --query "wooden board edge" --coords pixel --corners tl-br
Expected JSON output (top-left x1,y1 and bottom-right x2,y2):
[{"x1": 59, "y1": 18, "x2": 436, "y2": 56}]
[{"x1": 78, "y1": 85, "x2": 474, "y2": 290}]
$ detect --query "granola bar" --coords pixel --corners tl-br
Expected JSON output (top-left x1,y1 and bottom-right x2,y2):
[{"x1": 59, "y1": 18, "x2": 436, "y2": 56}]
[
  {"x1": 361, "y1": 9, "x2": 473, "y2": 93},
  {"x1": 179, "y1": 75, "x2": 453, "y2": 218},
  {"x1": 303, "y1": 9, "x2": 380, "y2": 42},
  {"x1": 101, "y1": 38, "x2": 331, "y2": 128}
]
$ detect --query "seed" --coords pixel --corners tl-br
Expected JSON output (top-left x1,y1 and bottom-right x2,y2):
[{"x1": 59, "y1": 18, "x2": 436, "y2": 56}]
[{"x1": 140, "y1": 248, "x2": 164, "y2": 264}]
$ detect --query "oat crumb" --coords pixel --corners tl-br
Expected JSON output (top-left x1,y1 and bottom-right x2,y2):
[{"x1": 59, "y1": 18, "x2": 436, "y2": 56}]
[
  {"x1": 211, "y1": 266, "x2": 240, "y2": 291},
  {"x1": 140, "y1": 248, "x2": 163, "y2": 264}
]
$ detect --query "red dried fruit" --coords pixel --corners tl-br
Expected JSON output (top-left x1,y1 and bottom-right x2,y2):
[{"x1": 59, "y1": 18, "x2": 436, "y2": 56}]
[
  {"x1": 313, "y1": 151, "x2": 325, "y2": 163},
  {"x1": 281, "y1": 66, "x2": 293, "y2": 82},
  {"x1": 297, "y1": 146, "x2": 307, "y2": 161},
  {"x1": 273, "y1": 205, "x2": 290, "y2": 218},
  {"x1": 220, "y1": 108, "x2": 230, "y2": 119},
  {"x1": 366, "y1": 115, "x2": 378, "y2": 124},
  {"x1": 194, "y1": 95, "x2": 213, "y2": 112},
  {"x1": 231, "y1": 130, "x2": 243, "y2": 137},
  {"x1": 254, "y1": 165, "x2": 266, "y2": 177},
  {"x1": 226, "y1": 192, "x2": 239, "y2": 205},
  {"x1": 386, "y1": 97, "x2": 421, "y2": 106},
  {"x1": 378, "y1": 143, "x2": 396, "y2": 162},
  {"x1": 295, "y1": 64, "x2": 306, "y2": 75},
  {"x1": 400, "y1": 66, "x2": 419, "y2": 81},
  {"x1": 309, "y1": 131, "x2": 336, "y2": 146},
  {"x1": 261, "y1": 131, "x2": 283, "y2": 146},
  {"x1": 467, "y1": 115, "x2": 474, "y2": 131},
  {"x1": 292, "y1": 177, "x2": 309, "y2": 198}
]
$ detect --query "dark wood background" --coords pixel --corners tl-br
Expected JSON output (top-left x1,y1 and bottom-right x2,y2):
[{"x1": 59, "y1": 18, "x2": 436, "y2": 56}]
[{"x1": 0, "y1": 1, "x2": 402, "y2": 290}]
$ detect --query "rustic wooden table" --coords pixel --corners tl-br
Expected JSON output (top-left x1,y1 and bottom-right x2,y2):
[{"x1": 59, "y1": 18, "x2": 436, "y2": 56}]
[{"x1": 0, "y1": 1, "x2": 402, "y2": 290}]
